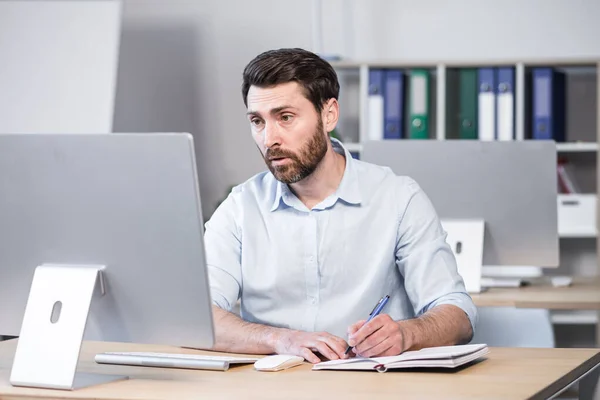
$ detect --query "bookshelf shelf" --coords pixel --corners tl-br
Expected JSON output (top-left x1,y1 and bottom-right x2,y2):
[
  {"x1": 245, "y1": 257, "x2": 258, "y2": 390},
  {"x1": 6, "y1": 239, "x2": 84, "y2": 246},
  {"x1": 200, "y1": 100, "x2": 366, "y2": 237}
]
[
  {"x1": 551, "y1": 310, "x2": 598, "y2": 325},
  {"x1": 559, "y1": 193, "x2": 598, "y2": 200},
  {"x1": 330, "y1": 58, "x2": 600, "y2": 70},
  {"x1": 344, "y1": 141, "x2": 597, "y2": 153},
  {"x1": 556, "y1": 142, "x2": 598, "y2": 152},
  {"x1": 343, "y1": 142, "x2": 362, "y2": 152},
  {"x1": 560, "y1": 231, "x2": 598, "y2": 239}
]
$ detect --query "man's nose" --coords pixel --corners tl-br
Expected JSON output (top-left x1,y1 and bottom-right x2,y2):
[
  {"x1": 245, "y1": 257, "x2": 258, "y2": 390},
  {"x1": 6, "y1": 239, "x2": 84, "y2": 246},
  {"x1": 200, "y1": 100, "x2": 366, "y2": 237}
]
[{"x1": 263, "y1": 122, "x2": 282, "y2": 148}]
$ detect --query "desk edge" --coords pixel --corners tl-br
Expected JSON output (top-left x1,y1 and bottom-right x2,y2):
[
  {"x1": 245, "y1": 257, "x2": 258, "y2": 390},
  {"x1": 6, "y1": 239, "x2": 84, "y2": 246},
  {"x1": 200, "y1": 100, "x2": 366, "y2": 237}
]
[{"x1": 528, "y1": 351, "x2": 600, "y2": 400}]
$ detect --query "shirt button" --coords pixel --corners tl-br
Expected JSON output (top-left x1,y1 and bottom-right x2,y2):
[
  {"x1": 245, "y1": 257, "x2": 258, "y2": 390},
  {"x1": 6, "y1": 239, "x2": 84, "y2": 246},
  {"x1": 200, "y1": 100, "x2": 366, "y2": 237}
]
[{"x1": 311, "y1": 298, "x2": 317, "y2": 305}]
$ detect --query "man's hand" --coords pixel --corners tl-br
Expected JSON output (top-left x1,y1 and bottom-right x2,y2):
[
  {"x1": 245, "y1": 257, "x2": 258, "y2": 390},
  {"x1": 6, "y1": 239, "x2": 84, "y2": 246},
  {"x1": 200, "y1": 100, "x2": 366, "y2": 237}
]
[
  {"x1": 211, "y1": 306, "x2": 352, "y2": 363},
  {"x1": 347, "y1": 314, "x2": 409, "y2": 358},
  {"x1": 273, "y1": 330, "x2": 350, "y2": 364}
]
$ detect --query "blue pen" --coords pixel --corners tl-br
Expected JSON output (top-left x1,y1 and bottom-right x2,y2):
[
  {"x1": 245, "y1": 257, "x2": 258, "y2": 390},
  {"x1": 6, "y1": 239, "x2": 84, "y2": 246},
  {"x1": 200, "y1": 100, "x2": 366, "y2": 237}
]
[{"x1": 345, "y1": 295, "x2": 390, "y2": 355}]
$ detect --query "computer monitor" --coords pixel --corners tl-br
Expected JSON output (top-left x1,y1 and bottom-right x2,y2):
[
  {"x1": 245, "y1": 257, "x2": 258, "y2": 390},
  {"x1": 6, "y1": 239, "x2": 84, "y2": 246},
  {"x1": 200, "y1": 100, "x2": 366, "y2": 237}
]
[
  {"x1": 361, "y1": 140, "x2": 559, "y2": 269},
  {"x1": 0, "y1": 133, "x2": 215, "y2": 390}
]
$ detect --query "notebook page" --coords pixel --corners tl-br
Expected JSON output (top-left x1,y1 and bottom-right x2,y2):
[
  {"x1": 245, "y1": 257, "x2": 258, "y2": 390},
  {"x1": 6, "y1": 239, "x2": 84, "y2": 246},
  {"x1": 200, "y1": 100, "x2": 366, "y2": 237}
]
[
  {"x1": 312, "y1": 357, "x2": 379, "y2": 370},
  {"x1": 381, "y1": 347, "x2": 490, "y2": 371},
  {"x1": 375, "y1": 343, "x2": 488, "y2": 364}
]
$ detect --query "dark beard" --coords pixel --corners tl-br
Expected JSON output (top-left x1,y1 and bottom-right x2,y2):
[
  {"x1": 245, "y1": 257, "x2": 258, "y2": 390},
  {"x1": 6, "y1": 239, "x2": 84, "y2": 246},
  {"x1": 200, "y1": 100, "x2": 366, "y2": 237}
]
[{"x1": 263, "y1": 118, "x2": 328, "y2": 184}]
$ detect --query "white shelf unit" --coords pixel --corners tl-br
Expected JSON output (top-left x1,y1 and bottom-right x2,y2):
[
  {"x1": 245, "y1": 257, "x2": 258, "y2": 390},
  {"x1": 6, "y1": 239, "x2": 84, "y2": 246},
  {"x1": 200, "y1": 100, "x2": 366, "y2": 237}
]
[
  {"x1": 332, "y1": 58, "x2": 600, "y2": 145},
  {"x1": 333, "y1": 58, "x2": 600, "y2": 331}
]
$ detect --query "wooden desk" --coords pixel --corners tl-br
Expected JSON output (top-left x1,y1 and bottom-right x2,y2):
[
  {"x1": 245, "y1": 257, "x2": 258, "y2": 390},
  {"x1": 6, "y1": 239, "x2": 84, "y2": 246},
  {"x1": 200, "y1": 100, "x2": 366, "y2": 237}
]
[
  {"x1": 0, "y1": 340, "x2": 599, "y2": 400},
  {"x1": 471, "y1": 279, "x2": 600, "y2": 310},
  {"x1": 471, "y1": 279, "x2": 600, "y2": 347}
]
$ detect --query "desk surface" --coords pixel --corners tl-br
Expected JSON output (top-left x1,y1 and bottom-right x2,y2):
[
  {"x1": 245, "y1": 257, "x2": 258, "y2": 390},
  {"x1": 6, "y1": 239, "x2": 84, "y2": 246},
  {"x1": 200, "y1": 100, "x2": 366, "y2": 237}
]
[
  {"x1": 0, "y1": 340, "x2": 598, "y2": 400},
  {"x1": 471, "y1": 279, "x2": 600, "y2": 310}
]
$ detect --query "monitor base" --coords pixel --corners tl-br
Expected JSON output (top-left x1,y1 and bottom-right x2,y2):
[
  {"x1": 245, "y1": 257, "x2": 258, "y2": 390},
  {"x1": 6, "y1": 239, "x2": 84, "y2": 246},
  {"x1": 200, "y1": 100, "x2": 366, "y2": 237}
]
[{"x1": 10, "y1": 264, "x2": 112, "y2": 390}]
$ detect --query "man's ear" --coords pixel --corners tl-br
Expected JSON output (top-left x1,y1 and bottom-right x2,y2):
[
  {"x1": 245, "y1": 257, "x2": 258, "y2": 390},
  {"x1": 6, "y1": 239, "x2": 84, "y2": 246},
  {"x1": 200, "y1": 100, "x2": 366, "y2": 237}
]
[{"x1": 322, "y1": 98, "x2": 339, "y2": 133}]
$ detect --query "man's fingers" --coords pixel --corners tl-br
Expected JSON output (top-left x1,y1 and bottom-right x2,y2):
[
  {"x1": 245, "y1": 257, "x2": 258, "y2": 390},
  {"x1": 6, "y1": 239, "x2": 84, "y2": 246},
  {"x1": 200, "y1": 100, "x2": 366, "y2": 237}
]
[
  {"x1": 299, "y1": 347, "x2": 321, "y2": 364},
  {"x1": 320, "y1": 335, "x2": 348, "y2": 358},
  {"x1": 347, "y1": 320, "x2": 366, "y2": 336},
  {"x1": 357, "y1": 336, "x2": 394, "y2": 358},
  {"x1": 313, "y1": 341, "x2": 339, "y2": 361},
  {"x1": 331, "y1": 334, "x2": 350, "y2": 349},
  {"x1": 353, "y1": 326, "x2": 388, "y2": 355},
  {"x1": 348, "y1": 316, "x2": 386, "y2": 346}
]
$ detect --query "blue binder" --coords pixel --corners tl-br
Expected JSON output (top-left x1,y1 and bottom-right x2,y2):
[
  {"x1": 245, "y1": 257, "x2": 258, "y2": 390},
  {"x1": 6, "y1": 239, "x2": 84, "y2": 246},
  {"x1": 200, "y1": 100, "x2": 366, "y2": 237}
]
[
  {"x1": 532, "y1": 68, "x2": 566, "y2": 142},
  {"x1": 383, "y1": 69, "x2": 404, "y2": 139},
  {"x1": 369, "y1": 69, "x2": 385, "y2": 96}
]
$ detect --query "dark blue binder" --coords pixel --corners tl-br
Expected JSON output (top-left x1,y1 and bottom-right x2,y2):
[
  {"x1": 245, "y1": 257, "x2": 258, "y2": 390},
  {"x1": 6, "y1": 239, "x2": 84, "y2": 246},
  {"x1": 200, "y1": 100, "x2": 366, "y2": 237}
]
[
  {"x1": 383, "y1": 69, "x2": 404, "y2": 139},
  {"x1": 369, "y1": 69, "x2": 385, "y2": 96},
  {"x1": 532, "y1": 68, "x2": 566, "y2": 142}
]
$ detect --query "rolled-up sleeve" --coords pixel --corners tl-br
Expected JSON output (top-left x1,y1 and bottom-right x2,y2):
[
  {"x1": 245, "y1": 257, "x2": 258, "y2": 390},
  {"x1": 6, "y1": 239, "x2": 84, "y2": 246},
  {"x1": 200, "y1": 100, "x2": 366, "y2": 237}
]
[
  {"x1": 204, "y1": 189, "x2": 242, "y2": 312},
  {"x1": 395, "y1": 178, "x2": 478, "y2": 334}
]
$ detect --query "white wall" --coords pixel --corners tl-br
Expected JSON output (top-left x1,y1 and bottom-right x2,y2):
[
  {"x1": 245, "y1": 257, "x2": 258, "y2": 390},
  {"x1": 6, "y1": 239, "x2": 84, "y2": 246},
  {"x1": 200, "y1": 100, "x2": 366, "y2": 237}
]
[
  {"x1": 0, "y1": 0, "x2": 121, "y2": 134},
  {"x1": 323, "y1": 0, "x2": 600, "y2": 61},
  {"x1": 115, "y1": 0, "x2": 600, "y2": 217},
  {"x1": 114, "y1": 0, "x2": 313, "y2": 217}
]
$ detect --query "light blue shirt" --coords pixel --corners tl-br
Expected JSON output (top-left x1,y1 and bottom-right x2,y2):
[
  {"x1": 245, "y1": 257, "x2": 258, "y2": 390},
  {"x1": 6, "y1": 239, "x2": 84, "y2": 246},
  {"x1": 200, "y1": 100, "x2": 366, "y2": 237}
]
[{"x1": 205, "y1": 139, "x2": 477, "y2": 340}]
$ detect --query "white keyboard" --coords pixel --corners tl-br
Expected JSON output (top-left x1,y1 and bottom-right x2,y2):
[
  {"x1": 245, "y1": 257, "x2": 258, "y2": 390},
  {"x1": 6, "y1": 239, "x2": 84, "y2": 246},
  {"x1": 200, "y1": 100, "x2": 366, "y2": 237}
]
[
  {"x1": 480, "y1": 277, "x2": 528, "y2": 288},
  {"x1": 95, "y1": 351, "x2": 260, "y2": 371},
  {"x1": 102, "y1": 351, "x2": 258, "y2": 362}
]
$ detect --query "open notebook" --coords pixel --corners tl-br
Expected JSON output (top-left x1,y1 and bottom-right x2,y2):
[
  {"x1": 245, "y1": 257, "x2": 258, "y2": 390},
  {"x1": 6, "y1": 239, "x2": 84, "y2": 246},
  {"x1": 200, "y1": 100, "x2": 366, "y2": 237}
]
[{"x1": 312, "y1": 344, "x2": 488, "y2": 372}]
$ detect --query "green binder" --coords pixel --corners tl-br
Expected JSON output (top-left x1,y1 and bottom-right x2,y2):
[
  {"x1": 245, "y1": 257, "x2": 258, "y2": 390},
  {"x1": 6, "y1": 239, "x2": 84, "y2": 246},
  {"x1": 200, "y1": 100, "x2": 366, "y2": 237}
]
[
  {"x1": 409, "y1": 69, "x2": 429, "y2": 139},
  {"x1": 445, "y1": 68, "x2": 461, "y2": 139},
  {"x1": 459, "y1": 68, "x2": 478, "y2": 139}
]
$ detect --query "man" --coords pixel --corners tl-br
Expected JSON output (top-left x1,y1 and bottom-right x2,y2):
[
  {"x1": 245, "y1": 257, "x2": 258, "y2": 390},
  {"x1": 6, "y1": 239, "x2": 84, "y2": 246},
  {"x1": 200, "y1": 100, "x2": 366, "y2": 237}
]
[{"x1": 204, "y1": 48, "x2": 477, "y2": 364}]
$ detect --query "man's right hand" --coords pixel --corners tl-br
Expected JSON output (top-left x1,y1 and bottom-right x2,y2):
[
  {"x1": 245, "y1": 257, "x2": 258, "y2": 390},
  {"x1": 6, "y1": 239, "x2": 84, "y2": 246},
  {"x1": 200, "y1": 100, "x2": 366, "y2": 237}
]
[{"x1": 273, "y1": 330, "x2": 350, "y2": 364}]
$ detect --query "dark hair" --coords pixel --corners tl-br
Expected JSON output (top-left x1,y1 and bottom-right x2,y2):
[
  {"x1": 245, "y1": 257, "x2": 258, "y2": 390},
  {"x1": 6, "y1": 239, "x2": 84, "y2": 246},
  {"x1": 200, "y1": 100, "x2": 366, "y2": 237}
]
[{"x1": 241, "y1": 48, "x2": 340, "y2": 113}]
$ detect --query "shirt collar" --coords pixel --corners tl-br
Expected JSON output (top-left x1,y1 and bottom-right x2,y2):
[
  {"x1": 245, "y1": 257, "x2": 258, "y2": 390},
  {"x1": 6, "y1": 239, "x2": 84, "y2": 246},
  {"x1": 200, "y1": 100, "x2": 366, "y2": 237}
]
[
  {"x1": 270, "y1": 178, "x2": 293, "y2": 212},
  {"x1": 270, "y1": 137, "x2": 362, "y2": 212}
]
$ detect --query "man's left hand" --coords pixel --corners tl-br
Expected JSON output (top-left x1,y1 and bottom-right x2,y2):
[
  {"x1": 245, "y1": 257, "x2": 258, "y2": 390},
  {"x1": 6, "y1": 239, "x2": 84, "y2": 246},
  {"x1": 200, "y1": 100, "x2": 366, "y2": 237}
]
[{"x1": 347, "y1": 314, "x2": 409, "y2": 357}]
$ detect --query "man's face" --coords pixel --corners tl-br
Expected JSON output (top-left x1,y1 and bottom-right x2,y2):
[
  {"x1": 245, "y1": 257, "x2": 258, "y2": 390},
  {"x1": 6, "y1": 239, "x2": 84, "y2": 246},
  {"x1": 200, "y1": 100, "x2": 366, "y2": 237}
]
[{"x1": 246, "y1": 82, "x2": 328, "y2": 184}]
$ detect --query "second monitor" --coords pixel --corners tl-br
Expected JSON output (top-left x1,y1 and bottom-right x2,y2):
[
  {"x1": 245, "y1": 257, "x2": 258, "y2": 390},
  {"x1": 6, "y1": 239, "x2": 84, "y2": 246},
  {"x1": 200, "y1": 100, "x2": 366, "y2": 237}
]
[{"x1": 361, "y1": 140, "x2": 559, "y2": 269}]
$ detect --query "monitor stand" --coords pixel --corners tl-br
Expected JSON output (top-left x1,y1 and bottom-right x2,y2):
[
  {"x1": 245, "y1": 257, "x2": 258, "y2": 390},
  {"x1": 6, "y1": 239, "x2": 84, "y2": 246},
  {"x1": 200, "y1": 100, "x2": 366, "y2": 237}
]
[
  {"x1": 440, "y1": 219, "x2": 485, "y2": 294},
  {"x1": 10, "y1": 264, "x2": 127, "y2": 390}
]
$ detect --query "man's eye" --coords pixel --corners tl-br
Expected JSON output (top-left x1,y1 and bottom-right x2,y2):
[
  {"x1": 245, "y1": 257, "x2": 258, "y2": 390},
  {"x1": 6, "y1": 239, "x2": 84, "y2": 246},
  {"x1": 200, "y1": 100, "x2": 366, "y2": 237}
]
[
  {"x1": 281, "y1": 115, "x2": 293, "y2": 122},
  {"x1": 251, "y1": 119, "x2": 263, "y2": 126}
]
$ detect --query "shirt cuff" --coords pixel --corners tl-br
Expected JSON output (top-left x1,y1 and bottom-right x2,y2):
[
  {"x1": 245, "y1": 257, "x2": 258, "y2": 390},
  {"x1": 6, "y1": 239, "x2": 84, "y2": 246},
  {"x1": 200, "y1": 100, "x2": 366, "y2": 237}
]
[
  {"x1": 210, "y1": 291, "x2": 233, "y2": 312},
  {"x1": 425, "y1": 292, "x2": 478, "y2": 336}
]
